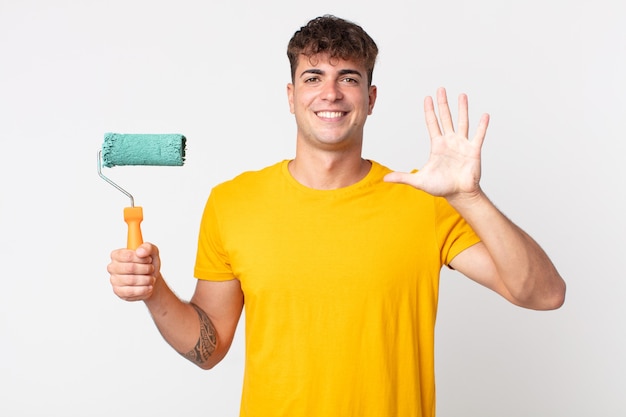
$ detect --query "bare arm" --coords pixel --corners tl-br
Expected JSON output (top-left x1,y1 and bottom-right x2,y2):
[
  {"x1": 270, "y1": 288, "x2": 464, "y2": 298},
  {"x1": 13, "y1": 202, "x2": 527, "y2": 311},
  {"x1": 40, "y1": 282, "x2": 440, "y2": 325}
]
[
  {"x1": 108, "y1": 243, "x2": 244, "y2": 369},
  {"x1": 447, "y1": 193, "x2": 565, "y2": 310},
  {"x1": 384, "y1": 87, "x2": 565, "y2": 310}
]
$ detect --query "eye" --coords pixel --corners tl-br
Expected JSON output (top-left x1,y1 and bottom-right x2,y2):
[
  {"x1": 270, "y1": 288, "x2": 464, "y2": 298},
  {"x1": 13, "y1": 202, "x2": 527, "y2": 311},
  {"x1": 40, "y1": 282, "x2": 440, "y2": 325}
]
[
  {"x1": 304, "y1": 76, "x2": 320, "y2": 83},
  {"x1": 341, "y1": 77, "x2": 359, "y2": 84}
]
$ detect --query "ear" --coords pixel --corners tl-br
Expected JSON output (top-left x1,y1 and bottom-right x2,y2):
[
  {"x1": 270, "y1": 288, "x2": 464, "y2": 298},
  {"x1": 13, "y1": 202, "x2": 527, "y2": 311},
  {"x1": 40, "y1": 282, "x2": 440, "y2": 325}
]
[
  {"x1": 368, "y1": 85, "x2": 377, "y2": 115},
  {"x1": 287, "y1": 83, "x2": 295, "y2": 114}
]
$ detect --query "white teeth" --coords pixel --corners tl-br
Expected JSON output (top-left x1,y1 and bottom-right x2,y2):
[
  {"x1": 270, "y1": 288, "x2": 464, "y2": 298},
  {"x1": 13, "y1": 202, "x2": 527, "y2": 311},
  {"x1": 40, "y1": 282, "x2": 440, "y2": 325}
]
[{"x1": 317, "y1": 111, "x2": 344, "y2": 118}]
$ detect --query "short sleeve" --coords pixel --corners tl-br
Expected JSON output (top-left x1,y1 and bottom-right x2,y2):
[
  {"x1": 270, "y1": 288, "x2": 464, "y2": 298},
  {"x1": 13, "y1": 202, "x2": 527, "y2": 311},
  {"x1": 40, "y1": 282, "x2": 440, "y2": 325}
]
[
  {"x1": 194, "y1": 189, "x2": 236, "y2": 281},
  {"x1": 434, "y1": 196, "x2": 481, "y2": 266}
]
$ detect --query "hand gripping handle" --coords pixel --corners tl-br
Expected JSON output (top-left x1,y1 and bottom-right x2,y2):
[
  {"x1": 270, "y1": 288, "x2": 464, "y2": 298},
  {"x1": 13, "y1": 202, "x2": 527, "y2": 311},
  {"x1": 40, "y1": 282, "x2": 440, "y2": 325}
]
[{"x1": 123, "y1": 206, "x2": 144, "y2": 250}]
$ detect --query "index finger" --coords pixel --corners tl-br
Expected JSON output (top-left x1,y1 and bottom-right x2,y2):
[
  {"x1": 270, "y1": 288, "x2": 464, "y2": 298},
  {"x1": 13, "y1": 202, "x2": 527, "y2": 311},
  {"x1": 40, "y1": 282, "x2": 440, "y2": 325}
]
[{"x1": 110, "y1": 248, "x2": 152, "y2": 264}]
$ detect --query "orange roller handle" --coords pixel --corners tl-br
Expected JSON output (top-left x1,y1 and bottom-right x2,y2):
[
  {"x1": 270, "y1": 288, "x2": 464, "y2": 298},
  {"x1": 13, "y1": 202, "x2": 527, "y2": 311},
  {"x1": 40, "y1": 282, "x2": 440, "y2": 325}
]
[{"x1": 123, "y1": 206, "x2": 144, "y2": 250}]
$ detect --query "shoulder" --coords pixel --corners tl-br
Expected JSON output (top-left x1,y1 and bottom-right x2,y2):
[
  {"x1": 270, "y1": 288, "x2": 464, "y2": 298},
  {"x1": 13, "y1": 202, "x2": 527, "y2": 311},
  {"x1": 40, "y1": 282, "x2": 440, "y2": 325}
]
[{"x1": 212, "y1": 161, "x2": 286, "y2": 194}]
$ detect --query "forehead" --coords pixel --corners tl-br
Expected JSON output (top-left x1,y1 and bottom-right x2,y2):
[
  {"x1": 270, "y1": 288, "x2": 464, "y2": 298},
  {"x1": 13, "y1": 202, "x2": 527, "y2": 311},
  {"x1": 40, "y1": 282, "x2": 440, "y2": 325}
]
[{"x1": 296, "y1": 53, "x2": 366, "y2": 74}]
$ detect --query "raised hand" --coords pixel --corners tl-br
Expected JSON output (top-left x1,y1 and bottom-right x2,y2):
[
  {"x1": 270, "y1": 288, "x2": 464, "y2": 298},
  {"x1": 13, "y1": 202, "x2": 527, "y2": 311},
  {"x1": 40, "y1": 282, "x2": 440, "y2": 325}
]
[{"x1": 384, "y1": 87, "x2": 490, "y2": 202}]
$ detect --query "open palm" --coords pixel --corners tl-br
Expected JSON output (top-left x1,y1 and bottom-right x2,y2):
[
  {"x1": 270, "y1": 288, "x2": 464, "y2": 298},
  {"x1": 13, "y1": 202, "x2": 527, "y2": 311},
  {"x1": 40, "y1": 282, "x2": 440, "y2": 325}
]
[{"x1": 384, "y1": 87, "x2": 490, "y2": 200}]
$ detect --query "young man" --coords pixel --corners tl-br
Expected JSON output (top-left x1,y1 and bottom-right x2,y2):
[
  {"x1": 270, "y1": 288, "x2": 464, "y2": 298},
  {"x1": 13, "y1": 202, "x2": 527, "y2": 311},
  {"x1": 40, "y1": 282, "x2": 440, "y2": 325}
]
[{"x1": 108, "y1": 15, "x2": 565, "y2": 417}]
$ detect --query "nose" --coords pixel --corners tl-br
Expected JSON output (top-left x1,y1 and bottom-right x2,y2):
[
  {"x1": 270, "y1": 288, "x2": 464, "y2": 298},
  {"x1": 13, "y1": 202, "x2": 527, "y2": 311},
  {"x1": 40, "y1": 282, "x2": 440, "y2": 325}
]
[{"x1": 321, "y1": 81, "x2": 343, "y2": 102}]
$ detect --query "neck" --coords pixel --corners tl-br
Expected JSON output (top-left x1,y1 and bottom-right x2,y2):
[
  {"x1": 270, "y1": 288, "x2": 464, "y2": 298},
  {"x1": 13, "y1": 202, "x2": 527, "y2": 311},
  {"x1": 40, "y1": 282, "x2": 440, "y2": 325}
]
[{"x1": 288, "y1": 151, "x2": 371, "y2": 190}]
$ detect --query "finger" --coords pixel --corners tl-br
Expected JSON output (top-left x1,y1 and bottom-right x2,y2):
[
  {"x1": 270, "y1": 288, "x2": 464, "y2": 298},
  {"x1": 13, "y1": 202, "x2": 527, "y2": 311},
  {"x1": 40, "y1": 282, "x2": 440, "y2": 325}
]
[
  {"x1": 112, "y1": 283, "x2": 154, "y2": 301},
  {"x1": 383, "y1": 171, "x2": 423, "y2": 189},
  {"x1": 424, "y1": 95, "x2": 442, "y2": 139},
  {"x1": 110, "y1": 272, "x2": 155, "y2": 288},
  {"x1": 107, "y1": 257, "x2": 155, "y2": 276},
  {"x1": 457, "y1": 93, "x2": 469, "y2": 139},
  {"x1": 472, "y1": 113, "x2": 490, "y2": 149},
  {"x1": 383, "y1": 171, "x2": 409, "y2": 184},
  {"x1": 436, "y1": 87, "x2": 455, "y2": 134},
  {"x1": 135, "y1": 242, "x2": 158, "y2": 259},
  {"x1": 111, "y1": 248, "x2": 152, "y2": 264},
  {"x1": 110, "y1": 271, "x2": 156, "y2": 302}
]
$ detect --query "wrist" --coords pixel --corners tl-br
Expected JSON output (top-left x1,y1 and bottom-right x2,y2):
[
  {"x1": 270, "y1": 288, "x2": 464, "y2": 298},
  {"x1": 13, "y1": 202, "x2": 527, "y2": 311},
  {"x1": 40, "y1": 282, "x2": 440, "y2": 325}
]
[{"x1": 446, "y1": 187, "x2": 486, "y2": 211}]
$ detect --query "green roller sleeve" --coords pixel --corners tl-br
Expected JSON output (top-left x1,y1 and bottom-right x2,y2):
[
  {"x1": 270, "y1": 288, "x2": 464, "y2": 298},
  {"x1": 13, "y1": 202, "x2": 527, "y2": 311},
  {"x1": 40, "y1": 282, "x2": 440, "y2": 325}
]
[{"x1": 102, "y1": 133, "x2": 186, "y2": 167}]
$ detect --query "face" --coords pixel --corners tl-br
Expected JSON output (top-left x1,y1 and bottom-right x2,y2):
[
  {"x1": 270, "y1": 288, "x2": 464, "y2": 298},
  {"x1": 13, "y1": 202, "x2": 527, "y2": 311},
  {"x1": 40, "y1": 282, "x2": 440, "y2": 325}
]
[{"x1": 287, "y1": 54, "x2": 377, "y2": 152}]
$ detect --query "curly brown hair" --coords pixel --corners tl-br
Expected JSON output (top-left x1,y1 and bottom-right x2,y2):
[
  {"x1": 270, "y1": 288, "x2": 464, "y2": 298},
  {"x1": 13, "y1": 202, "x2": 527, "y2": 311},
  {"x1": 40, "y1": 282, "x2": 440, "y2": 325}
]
[{"x1": 287, "y1": 15, "x2": 378, "y2": 86}]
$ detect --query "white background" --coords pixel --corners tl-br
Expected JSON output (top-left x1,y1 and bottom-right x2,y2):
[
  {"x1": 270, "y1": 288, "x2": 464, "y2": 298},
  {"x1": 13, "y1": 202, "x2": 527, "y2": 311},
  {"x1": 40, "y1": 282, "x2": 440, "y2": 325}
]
[{"x1": 1, "y1": 1, "x2": 623, "y2": 416}]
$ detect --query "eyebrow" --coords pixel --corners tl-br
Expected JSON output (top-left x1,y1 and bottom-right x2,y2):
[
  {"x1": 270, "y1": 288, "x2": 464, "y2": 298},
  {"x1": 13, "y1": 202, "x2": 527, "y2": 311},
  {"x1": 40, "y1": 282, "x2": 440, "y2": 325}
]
[{"x1": 299, "y1": 68, "x2": 364, "y2": 78}]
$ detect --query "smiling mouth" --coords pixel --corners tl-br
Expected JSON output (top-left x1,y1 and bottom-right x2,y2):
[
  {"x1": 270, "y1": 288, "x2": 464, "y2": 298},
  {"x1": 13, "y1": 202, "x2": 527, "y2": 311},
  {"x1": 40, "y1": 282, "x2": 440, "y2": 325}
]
[{"x1": 316, "y1": 111, "x2": 346, "y2": 119}]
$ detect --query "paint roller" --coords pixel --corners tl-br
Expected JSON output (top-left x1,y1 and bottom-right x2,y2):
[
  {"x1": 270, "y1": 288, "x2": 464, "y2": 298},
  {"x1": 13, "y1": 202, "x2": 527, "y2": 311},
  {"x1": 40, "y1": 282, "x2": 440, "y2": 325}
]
[{"x1": 97, "y1": 133, "x2": 186, "y2": 250}]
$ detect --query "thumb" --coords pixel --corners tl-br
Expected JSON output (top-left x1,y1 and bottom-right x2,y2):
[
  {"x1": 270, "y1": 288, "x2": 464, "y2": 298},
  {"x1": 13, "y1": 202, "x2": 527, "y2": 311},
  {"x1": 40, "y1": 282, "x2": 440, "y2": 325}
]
[
  {"x1": 383, "y1": 171, "x2": 417, "y2": 186},
  {"x1": 135, "y1": 242, "x2": 158, "y2": 259}
]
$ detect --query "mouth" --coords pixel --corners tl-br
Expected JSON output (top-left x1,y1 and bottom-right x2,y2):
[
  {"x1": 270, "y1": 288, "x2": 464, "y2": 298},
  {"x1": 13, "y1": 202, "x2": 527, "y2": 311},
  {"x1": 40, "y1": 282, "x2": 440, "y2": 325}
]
[{"x1": 315, "y1": 111, "x2": 346, "y2": 120}]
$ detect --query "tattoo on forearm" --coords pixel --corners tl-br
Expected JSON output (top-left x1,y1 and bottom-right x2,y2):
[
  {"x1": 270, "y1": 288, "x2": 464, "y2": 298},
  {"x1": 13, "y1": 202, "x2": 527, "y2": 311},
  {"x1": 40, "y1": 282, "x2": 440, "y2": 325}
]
[{"x1": 183, "y1": 302, "x2": 217, "y2": 366}]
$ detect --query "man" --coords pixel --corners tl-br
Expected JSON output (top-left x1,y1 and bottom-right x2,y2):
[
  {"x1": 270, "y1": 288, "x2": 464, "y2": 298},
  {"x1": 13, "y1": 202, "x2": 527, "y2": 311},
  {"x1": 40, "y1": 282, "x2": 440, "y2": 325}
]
[{"x1": 108, "y1": 15, "x2": 565, "y2": 417}]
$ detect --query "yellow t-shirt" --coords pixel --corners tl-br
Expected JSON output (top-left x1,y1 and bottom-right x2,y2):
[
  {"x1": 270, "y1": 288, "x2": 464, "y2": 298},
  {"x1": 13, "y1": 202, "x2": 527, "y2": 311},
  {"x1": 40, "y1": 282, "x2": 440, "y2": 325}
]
[{"x1": 194, "y1": 160, "x2": 480, "y2": 417}]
